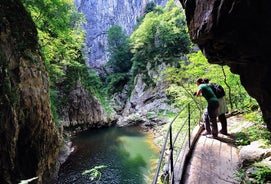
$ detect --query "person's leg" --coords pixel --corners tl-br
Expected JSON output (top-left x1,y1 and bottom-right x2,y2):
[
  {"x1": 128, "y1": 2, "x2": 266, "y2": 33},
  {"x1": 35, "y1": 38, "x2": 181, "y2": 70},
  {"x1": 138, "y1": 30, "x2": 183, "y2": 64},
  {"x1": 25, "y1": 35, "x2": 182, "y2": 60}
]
[
  {"x1": 218, "y1": 97, "x2": 228, "y2": 134},
  {"x1": 207, "y1": 101, "x2": 219, "y2": 137},
  {"x1": 202, "y1": 110, "x2": 211, "y2": 135},
  {"x1": 218, "y1": 114, "x2": 228, "y2": 134}
]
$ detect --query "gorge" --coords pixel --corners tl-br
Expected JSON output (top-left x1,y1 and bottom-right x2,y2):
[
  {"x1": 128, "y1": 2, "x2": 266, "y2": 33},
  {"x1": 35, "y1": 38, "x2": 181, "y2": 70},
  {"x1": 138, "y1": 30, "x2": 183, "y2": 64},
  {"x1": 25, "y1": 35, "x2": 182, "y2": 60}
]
[
  {"x1": 74, "y1": 0, "x2": 168, "y2": 69},
  {"x1": 1, "y1": 0, "x2": 271, "y2": 183}
]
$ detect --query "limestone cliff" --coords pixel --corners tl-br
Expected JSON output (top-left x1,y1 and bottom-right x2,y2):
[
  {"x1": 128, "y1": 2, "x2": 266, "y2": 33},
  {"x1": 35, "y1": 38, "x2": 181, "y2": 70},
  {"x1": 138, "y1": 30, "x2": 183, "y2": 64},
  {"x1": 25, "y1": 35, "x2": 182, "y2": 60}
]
[
  {"x1": 55, "y1": 0, "x2": 172, "y2": 131},
  {"x1": 180, "y1": 0, "x2": 271, "y2": 130},
  {"x1": 59, "y1": 81, "x2": 113, "y2": 130},
  {"x1": 62, "y1": 0, "x2": 172, "y2": 128},
  {"x1": 74, "y1": 0, "x2": 167, "y2": 69},
  {"x1": 116, "y1": 63, "x2": 176, "y2": 127},
  {"x1": 0, "y1": 0, "x2": 60, "y2": 183}
]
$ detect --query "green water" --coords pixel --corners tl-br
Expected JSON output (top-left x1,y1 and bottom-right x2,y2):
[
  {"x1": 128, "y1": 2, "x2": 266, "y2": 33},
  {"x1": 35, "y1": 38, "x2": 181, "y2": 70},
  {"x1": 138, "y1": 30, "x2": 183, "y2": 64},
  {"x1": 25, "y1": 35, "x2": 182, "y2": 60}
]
[{"x1": 57, "y1": 126, "x2": 159, "y2": 184}]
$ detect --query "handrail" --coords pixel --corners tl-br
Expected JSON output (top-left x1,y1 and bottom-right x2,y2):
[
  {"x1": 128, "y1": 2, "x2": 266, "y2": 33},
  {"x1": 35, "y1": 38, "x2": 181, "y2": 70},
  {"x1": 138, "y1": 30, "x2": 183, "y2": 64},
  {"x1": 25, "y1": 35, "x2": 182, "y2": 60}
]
[
  {"x1": 152, "y1": 104, "x2": 188, "y2": 184},
  {"x1": 152, "y1": 103, "x2": 200, "y2": 184}
]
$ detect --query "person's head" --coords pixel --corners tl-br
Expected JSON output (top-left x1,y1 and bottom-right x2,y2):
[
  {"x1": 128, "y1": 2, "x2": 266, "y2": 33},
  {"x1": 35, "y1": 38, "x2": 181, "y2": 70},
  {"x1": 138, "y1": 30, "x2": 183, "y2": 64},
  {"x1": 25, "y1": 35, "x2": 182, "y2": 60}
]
[
  {"x1": 196, "y1": 78, "x2": 204, "y2": 86},
  {"x1": 203, "y1": 78, "x2": 209, "y2": 84}
]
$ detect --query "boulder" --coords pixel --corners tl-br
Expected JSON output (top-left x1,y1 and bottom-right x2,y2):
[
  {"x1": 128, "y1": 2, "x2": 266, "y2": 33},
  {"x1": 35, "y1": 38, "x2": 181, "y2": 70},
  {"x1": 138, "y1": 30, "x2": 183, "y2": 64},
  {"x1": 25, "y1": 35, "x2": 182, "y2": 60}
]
[{"x1": 239, "y1": 140, "x2": 271, "y2": 166}]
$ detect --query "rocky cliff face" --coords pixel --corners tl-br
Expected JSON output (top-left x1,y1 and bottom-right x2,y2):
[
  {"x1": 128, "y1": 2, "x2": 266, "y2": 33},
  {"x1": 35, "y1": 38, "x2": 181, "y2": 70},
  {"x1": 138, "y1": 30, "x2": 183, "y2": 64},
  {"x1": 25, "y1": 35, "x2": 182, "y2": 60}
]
[
  {"x1": 55, "y1": 0, "x2": 173, "y2": 132},
  {"x1": 180, "y1": 0, "x2": 271, "y2": 131},
  {"x1": 74, "y1": 0, "x2": 167, "y2": 69},
  {"x1": 0, "y1": 1, "x2": 60, "y2": 183},
  {"x1": 59, "y1": 81, "x2": 113, "y2": 130},
  {"x1": 116, "y1": 63, "x2": 176, "y2": 127}
]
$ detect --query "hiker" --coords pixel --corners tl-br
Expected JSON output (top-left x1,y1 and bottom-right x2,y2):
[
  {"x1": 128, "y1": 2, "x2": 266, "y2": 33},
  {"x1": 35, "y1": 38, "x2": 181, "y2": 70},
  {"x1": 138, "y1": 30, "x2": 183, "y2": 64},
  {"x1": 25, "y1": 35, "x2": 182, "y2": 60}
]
[
  {"x1": 203, "y1": 78, "x2": 228, "y2": 135},
  {"x1": 195, "y1": 78, "x2": 219, "y2": 138}
]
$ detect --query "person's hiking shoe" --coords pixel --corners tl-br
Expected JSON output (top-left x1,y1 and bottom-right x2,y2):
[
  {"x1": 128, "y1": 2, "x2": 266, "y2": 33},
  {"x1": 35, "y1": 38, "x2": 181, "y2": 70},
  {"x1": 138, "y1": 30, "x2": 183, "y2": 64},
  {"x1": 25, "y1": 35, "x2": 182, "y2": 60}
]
[
  {"x1": 211, "y1": 129, "x2": 218, "y2": 138},
  {"x1": 201, "y1": 130, "x2": 211, "y2": 136},
  {"x1": 206, "y1": 134, "x2": 217, "y2": 138},
  {"x1": 219, "y1": 130, "x2": 228, "y2": 135}
]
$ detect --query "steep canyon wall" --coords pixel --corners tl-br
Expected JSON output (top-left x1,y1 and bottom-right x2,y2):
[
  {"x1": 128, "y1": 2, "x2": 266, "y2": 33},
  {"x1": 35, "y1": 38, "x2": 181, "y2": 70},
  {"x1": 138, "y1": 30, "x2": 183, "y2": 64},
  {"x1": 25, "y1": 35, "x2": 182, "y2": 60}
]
[
  {"x1": 0, "y1": 0, "x2": 60, "y2": 183},
  {"x1": 74, "y1": 0, "x2": 168, "y2": 69}
]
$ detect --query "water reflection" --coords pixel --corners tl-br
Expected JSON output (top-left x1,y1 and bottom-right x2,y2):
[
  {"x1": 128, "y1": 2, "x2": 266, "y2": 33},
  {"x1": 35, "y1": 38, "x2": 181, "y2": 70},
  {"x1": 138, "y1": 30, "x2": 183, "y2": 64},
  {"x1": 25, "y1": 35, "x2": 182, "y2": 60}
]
[{"x1": 57, "y1": 127, "x2": 159, "y2": 184}]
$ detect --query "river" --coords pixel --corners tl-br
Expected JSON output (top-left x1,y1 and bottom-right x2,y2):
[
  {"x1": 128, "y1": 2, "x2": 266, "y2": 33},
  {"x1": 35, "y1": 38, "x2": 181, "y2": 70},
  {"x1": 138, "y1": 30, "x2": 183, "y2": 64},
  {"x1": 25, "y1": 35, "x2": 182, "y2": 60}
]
[{"x1": 57, "y1": 126, "x2": 159, "y2": 184}]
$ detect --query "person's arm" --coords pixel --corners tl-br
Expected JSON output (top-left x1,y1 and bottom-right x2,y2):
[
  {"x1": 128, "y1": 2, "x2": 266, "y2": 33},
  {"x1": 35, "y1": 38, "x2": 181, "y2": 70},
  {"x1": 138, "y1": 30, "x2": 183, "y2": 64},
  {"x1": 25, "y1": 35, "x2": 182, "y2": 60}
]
[{"x1": 196, "y1": 88, "x2": 202, "y2": 97}]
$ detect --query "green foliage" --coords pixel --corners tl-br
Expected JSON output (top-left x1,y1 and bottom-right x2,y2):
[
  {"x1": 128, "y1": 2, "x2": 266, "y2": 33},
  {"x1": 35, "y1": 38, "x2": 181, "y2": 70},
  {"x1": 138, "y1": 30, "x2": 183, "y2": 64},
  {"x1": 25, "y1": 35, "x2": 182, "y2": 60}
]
[
  {"x1": 243, "y1": 110, "x2": 263, "y2": 122},
  {"x1": 105, "y1": 25, "x2": 133, "y2": 96},
  {"x1": 82, "y1": 165, "x2": 108, "y2": 181},
  {"x1": 130, "y1": 0, "x2": 191, "y2": 82},
  {"x1": 234, "y1": 122, "x2": 270, "y2": 146},
  {"x1": 105, "y1": 73, "x2": 129, "y2": 95},
  {"x1": 106, "y1": 25, "x2": 132, "y2": 73},
  {"x1": 234, "y1": 168, "x2": 246, "y2": 182},
  {"x1": 236, "y1": 165, "x2": 271, "y2": 184},
  {"x1": 58, "y1": 61, "x2": 105, "y2": 113},
  {"x1": 22, "y1": 0, "x2": 86, "y2": 86},
  {"x1": 62, "y1": 57, "x2": 102, "y2": 96},
  {"x1": 136, "y1": 1, "x2": 161, "y2": 29},
  {"x1": 22, "y1": 0, "x2": 109, "y2": 119},
  {"x1": 251, "y1": 164, "x2": 271, "y2": 183},
  {"x1": 234, "y1": 132, "x2": 251, "y2": 146},
  {"x1": 144, "y1": 1, "x2": 156, "y2": 14},
  {"x1": 164, "y1": 50, "x2": 254, "y2": 113}
]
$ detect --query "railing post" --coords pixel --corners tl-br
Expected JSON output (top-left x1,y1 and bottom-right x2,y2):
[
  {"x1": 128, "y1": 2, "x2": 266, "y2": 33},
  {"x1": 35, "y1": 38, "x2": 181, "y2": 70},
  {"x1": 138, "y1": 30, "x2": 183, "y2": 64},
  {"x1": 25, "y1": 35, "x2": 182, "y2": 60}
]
[
  {"x1": 152, "y1": 102, "x2": 196, "y2": 184},
  {"x1": 188, "y1": 103, "x2": 191, "y2": 148},
  {"x1": 169, "y1": 126, "x2": 174, "y2": 184}
]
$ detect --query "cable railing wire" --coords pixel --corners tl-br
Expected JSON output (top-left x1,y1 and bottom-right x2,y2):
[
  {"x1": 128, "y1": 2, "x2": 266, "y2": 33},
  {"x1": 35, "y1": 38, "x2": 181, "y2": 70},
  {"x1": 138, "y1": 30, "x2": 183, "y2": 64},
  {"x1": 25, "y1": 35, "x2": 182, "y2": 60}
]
[
  {"x1": 152, "y1": 103, "x2": 189, "y2": 184},
  {"x1": 152, "y1": 103, "x2": 201, "y2": 184}
]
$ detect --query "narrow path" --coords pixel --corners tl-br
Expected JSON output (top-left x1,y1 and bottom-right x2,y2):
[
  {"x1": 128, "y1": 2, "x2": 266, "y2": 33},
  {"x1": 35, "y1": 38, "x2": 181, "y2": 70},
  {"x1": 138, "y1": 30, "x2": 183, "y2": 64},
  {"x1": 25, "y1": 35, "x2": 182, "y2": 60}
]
[{"x1": 182, "y1": 116, "x2": 243, "y2": 184}]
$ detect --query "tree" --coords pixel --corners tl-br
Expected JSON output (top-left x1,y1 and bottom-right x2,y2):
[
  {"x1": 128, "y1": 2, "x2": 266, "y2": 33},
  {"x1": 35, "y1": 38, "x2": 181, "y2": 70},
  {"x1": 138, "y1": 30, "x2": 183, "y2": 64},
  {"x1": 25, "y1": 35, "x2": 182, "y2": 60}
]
[
  {"x1": 106, "y1": 25, "x2": 132, "y2": 73},
  {"x1": 104, "y1": 25, "x2": 133, "y2": 95},
  {"x1": 22, "y1": 0, "x2": 106, "y2": 117},
  {"x1": 164, "y1": 50, "x2": 256, "y2": 112},
  {"x1": 130, "y1": 0, "x2": 191, "y2": 81},
  {"x1": 22, "y1": 0, "x2": 86, "y2": 86},
  {"x1": 144, "y1": 1, "x2": 155, "y2": 14}
]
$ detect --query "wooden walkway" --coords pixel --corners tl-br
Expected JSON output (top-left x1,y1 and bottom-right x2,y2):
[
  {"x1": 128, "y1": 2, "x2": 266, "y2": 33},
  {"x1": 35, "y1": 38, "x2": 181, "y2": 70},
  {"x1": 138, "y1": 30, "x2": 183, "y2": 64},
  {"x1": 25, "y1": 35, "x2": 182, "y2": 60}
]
[{"x1": 180, "y1": 117, "x2": 242, "y2": 184}]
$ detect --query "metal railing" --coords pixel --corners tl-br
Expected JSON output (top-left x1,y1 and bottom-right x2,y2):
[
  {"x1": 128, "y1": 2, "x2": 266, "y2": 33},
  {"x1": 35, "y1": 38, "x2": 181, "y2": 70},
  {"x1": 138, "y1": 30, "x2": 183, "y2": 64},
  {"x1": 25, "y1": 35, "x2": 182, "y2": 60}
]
[{"x1": 152, "y1": 103, "x2": 201, "y2": 184}]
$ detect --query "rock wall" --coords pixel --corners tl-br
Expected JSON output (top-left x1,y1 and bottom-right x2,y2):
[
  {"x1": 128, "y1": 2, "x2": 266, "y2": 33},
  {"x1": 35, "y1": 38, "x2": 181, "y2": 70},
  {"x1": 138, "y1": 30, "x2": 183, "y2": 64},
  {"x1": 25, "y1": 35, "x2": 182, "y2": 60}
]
[
  {"x1": 74, "y1": 0, "x2": 168, "y2": 69},
  {"x1": 59, "y1": 81, "x2": 113, "y2": 130},
  {"x1": 116, "y1": 63, "x2": 176, "y2": 127},
  {"x1": 180, "y1": 0, "x2": 271, "y2": 130},
  {"x1": 0, "y1": 0, "x2": 60, "y2": 183}
]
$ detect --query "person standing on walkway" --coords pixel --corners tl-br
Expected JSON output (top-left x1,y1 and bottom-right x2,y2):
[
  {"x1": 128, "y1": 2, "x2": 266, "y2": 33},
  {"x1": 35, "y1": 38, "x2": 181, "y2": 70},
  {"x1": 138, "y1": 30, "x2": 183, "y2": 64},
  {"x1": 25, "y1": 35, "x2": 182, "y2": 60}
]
[
  {"x1": 203, "y1": 78, "x2": 228, "y2": 135},
  {"x1": 195, "y1": 78, "x2": 219, "y2": 137}
]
